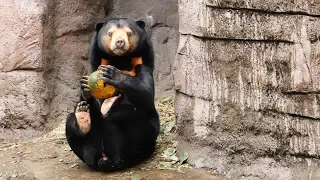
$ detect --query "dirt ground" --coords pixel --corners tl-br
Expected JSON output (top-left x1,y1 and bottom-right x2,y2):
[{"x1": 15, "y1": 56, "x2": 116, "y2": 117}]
[{"x1": 0, "y1": 95, "x2": 228, "y2": 180}]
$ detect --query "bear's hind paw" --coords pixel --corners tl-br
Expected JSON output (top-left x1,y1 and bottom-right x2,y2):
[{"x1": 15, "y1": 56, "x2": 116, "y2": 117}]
[{"x1": 75, "y1": 101, "x2": 91, "y2": 135}]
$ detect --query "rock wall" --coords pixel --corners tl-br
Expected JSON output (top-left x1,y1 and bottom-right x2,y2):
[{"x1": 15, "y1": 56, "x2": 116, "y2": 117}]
[
  {"x1": 0, "y1": 0, "x2": 178, "y2": 140},
  {"x1": 0, "y1": 0, "x2": 50, "y2": 140},
  {"x1": 174, "y1": 0, "x2": 320, "y2": 179},
  {"x1": 44, "y1": 0, "x2": 106, "y2": 134}
]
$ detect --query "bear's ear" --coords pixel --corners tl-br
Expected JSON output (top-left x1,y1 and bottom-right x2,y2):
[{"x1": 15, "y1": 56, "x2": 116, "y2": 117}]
[
  {"x1": 95, "y1": 23, "x2": 104, "y2": 31},
  {"x1": 136, "y1": 20, "x2": 146, "y2": 29}
]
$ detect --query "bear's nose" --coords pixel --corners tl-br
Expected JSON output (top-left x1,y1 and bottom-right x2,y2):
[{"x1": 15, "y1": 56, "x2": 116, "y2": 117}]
[{"x1": 116, "y1": 38, "x2": 125, "y2": 48}]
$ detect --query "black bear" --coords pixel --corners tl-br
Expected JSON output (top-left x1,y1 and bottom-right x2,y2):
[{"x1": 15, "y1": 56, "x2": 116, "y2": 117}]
[{"x1": 65, "y1": 18, "x2": 160, "y2": 171}]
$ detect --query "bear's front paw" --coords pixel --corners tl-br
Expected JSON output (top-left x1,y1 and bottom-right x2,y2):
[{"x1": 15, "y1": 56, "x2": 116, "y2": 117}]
[
  {"x1": 80, "y1": 76, "x2": 91, "y2": 100},
  {"x1": 98, "y1": 65, "x2": 127, "y2": 87},
  {"x1": 75, "y1": 101, "x2": 91, "y2": 135}
]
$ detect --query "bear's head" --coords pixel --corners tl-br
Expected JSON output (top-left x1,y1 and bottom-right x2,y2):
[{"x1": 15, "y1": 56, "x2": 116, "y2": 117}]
[{"x1": 96, "y1": 18, "x2": 146, "y2": 56}]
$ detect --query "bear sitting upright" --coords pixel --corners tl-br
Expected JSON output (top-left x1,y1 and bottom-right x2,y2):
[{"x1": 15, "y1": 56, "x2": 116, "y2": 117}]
[{"x1": 65, "y1": 18, "x2": 160, "y2": 172}]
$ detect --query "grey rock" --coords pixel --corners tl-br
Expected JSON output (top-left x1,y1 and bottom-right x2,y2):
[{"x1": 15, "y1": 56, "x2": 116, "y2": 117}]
[{"x1": 175, "y1": 0, "x2": 320, "y2": 179}]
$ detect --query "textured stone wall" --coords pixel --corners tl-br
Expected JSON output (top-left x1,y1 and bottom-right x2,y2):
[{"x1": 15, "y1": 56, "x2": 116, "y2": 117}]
[
  {"x1": 0, "y1": 0, "x2": 50, "y2": 139},
  {"x1": 174, "y1": 0, "x2": 320, "y2": 179},
  {"x1": 43, "y1": 0, "x2": 106, "y2": 134}
]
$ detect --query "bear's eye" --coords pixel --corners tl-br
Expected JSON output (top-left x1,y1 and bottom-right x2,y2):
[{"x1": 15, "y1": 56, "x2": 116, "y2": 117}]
[
  {"x1": 127, "y1": 32, "x2": 132, "y2": 37},
  {"x1": 108, "y1": 32, "x2": 113, "y2": 37}
]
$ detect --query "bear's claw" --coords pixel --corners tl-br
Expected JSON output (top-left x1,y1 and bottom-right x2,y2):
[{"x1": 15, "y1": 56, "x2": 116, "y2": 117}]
[{"x1": 80, "y1": 76, "x2": 91, "y2": 100}]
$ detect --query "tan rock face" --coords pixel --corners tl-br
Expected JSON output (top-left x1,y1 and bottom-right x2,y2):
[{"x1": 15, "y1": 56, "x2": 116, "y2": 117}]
[
  {"x1": 0, "y1": 0, "x2": 106, "y2": 139},
  {"x1": 0, "y1": 0, "x2": 49, "y2": 138},
  {"x1": 175, "y1": 0, "x2": 320, "y2": 179},
  {"x1": 0, "y1": 0, "x2": 46, "y2": 72},
  {"x1": 0, "y1": 71, "x2": 49, "y2": 129},
  {"x1": 42, "y1": 0, "x2": 106, "y2": 131}
]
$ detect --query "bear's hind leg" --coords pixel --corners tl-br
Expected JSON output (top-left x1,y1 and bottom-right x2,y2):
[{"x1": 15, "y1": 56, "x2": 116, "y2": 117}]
[
  {"x1": 66, "y1": 102, "x2": 101, "y2": 169},
  {"x1": 75, "y1": 101, "x2": 91, "y2": 135}
]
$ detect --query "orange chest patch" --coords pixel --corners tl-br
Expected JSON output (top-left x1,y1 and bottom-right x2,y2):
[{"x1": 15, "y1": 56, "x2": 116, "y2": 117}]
[{"x1": 101, "y1": 57, "x2": 142, "y2": 76}]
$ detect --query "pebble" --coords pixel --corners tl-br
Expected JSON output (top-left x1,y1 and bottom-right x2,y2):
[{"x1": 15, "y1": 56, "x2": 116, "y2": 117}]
[{"x1": 70, "y1": 163, "x2": 79, "y2": 168}]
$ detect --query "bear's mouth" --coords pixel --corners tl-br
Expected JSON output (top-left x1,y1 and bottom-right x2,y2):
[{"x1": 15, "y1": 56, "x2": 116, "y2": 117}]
[{"x1": 111, "y1": 48, "x2": 129, "y2": 56}]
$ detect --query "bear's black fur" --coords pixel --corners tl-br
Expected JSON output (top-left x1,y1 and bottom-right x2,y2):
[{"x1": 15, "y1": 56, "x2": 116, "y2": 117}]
[{"x1": 65, "y1": 18, "x2": 160, "y2": 171}]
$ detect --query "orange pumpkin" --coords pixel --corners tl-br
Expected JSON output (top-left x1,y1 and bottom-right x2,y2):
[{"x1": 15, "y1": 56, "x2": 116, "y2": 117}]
[
  {"x1": 88, "y1": 57, "x2": 142, "y2": 99},
  {"x1": 87, "y1": 70, "x2": 119, "y2": 99}
]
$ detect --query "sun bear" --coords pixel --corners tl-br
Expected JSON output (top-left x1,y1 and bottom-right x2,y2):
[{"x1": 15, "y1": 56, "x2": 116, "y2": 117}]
[{"x1": 65, "y1": 18, "x2": 160, "y2": 171}]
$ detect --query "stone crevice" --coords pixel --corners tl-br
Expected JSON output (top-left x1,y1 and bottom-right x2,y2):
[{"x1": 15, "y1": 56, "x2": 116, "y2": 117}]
[
  {"x1": 181, "y1": 33, "x2": 295, "y2": 44},
  {"x1": 206, "y1": 4, "x2": 320, "y2": 18}
]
